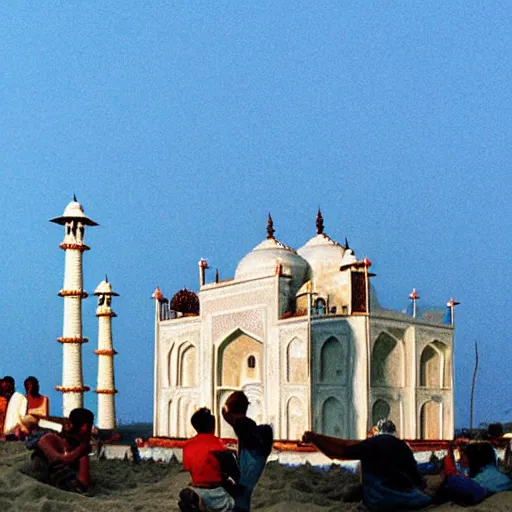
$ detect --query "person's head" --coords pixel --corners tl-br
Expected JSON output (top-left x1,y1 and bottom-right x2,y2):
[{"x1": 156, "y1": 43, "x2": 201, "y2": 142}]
[
  {"x1": 2, "y1": 376, "x2": 15, "y2": 396},
  {"x1": 487, "y1": 423, "x2": 504, "y2": 440},
  {"x1": 376, "y1": 419, "x2": 397, "y2": 436},
  {"x1": 191, "y1": 407, "x2": 215, "y2": 434},
  {"x1": 464, "y1": 441, "x2": 496, "y2": 478},
  {"x1": 24, "y1": 376, "x2": 40, "y2": 397},
  {"x1": 67, "y1": 408, "x2": 94, "y2": 437},
  {"x1": 225, "y1": 391, "x2": 250, "y2": 415}
]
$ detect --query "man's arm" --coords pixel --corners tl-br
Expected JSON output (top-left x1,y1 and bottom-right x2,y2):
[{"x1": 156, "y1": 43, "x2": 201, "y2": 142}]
[
  {"x1": 37, "y1": 434, "x2": 89, "y2": 466},
  {"x1": 77, "y1": 454, "x2": 90, "y2": 487},
  {"x1": 302, "y1": 431, "x2": 360, "y2": 460}
]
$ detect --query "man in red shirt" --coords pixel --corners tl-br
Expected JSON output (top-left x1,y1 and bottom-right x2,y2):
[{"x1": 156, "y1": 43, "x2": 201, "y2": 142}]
[{"x1": 179, "y1": 408, "x2": 236, "y2": 512}]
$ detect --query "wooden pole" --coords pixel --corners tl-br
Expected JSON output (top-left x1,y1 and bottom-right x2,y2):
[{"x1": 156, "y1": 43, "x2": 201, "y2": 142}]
[{"x1": 469, "y1": 341, "x2": 479, "y2": 433}]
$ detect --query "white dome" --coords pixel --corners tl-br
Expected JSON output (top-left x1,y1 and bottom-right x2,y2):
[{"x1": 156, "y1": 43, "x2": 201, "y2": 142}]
[
  {"x1": 94, "y1": 278, "x2": 119, "y2": 296},
  {"x1": 235, "y1": 237, "x2": 310, "y2": 291},
  {"x1": 50, "y1": 198, "x2": 98, "y2": 226},
  {"x1": 298, "y1": 233, "x2": 347, "y2": 273}
]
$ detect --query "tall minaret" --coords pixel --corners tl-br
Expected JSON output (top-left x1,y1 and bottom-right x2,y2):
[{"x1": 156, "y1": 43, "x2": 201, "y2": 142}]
[
  {"x1": 50, "y1": 197, "x2": 98, "y2": 416},
  {"x1": 94, "y1": 276, "x2": 119, "y2": 430}
]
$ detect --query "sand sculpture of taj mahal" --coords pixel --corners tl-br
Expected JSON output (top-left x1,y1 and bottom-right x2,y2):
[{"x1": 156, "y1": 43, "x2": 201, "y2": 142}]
[{"x1": 153, "y1": 211, "x2": 456, "y2": 441}]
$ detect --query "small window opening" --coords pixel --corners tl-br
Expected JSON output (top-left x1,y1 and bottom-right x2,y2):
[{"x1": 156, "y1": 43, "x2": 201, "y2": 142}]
[{"x1": 247, "y1": 355, "x2": 256, "y2": 369}]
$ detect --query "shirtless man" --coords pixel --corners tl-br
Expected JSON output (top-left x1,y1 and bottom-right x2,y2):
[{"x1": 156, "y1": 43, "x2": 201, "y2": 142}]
[{"x1": 26, "y1": 408, "x2": 94, "y2": 492}]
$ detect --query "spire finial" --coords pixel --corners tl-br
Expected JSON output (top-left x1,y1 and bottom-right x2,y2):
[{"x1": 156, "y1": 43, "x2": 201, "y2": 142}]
[
  {"x1": 267, "y1": 213, "x2": 275, "y2": 239},
  {"x1": 105, "y1": 274, "x2": 109, "y2": 283},
  {"x1": 344, "y1": 237, "x2": 350, "y2": 250},
  {"x1": 73, "y1": 193, "x2": 77, "y2": 202},
  {"x1": 316, "y1": 208, "x2": 324, "y2": 235}
]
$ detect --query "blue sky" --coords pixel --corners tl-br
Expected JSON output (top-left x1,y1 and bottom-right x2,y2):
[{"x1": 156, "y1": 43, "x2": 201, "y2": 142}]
[{"x1": 1, "y1": 3, "x2": 511, "y2": 427}]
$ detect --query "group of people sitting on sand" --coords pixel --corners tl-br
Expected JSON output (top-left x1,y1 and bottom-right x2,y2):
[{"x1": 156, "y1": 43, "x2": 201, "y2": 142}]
[
  {"x1": 178, "y1": 403, "x2": 512, "y2": 512},
  {"x1": 0, "y1": 375, "x2": 49, "y2": 440},
  {"x1": 9, "y1": 386, "x2": 512, "y2": 511}
]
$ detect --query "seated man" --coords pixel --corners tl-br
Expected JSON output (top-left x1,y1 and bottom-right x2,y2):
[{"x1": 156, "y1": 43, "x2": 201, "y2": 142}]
[
  {"x1": 2, "y1": 376, "x2": 28, "y2": 440},
  {"x1": 21, "y1": 376, "x2": 50, "y2": 434},
  {"x1": 465, "y1": 441, "x2": 512, "y2": 494},
  {"x1": 179, "y1": 407, "x2": 236, "y2": 512},
  {"x1": 303, "y1": 420, "x2": 432, "y2": 512},
  {"x1": 23, "y1": 408, "x2": 94, "y2": 493},
  {"x1": 222, "y1": 391, "x2": 273, "y2": 512},
  {"x1": 435, "y1": 439, "x2": 512, "y2": 506}
]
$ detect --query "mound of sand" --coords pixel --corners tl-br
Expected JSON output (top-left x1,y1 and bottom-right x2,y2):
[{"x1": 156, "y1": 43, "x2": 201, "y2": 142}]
[{"x1": 1, "y1": 442, "x2": 511, "y2": 511}]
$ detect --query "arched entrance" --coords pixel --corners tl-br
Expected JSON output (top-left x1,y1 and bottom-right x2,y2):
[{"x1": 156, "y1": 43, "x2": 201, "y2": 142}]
[
  {"x1": 322, "y1": 396, "x2": 344, "y2": 437},
  {"x1": 215, "y1": 329, "x2": 264, "y2": 435},
  {"x1": 420, "y1": 400, "x2": 441, "y2": 439}
]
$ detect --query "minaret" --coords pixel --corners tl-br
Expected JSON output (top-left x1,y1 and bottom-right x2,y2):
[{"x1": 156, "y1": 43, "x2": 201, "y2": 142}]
[
  {"x1": 94, "y1": 276, "x2": 119, "y2": 430},
  {"x1": 50, "y1": 197, "x2": 98, "y2": 416}
]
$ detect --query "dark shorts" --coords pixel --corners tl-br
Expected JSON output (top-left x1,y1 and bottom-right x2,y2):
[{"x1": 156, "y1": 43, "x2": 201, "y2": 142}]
[{"x1": 22, "y1": 453, "x2": 87, "y2": 494}]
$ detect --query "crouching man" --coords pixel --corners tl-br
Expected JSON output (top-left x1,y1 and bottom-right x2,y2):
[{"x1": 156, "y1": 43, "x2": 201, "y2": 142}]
[
  {"x1": 179, "y1": 408, "x2": 237, "y2": 512},
  {"x1": 23, "y1": 408, "x2": 94, "y2": 493}
]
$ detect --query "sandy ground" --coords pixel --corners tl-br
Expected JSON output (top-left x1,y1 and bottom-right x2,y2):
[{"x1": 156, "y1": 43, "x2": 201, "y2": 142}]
[{"x1": 1, "y1": 442, "x2": 511, "y2": 511}]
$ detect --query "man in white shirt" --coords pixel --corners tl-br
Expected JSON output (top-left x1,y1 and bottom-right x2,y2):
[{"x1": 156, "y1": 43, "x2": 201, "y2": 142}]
[{"x1": 3, "y1": 376, "x2": 28, "y2": 439}]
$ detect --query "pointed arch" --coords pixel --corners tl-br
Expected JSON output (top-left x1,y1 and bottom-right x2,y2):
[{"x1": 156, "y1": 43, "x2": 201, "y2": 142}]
[
  {"x1": 286, "y1": 396, "x2": 305, "y2": 440},
  {"x1": 179, "y1": 345, "x2": 197, "y2": 387},
  {"x1": 372, "y1": 399, "x2": 391, "y2": 426},
  {"x1": 218, "y1": 329, "x2": 262, "y2": 388},
  {"x1": 320, "y1": 337, "x2": 346, "y2": 383},
  {"x1": 167, "y1": 343, "x2": 175, "y2": 387},
  {"x1": 177, "y1": 396, "x2": 187, "y2": 438},
  {"x1": 420, "y1": 341, "x2": 449, "y2": 388},
  {"x1": 287, "y1": 337, "x2": 306, "y2": 383},
  {"x1": 420, "y1": 400, "x2": 442, "y2": 439},
  {"x1": 371, "y1": 332, "x2": 404, "y2": 387},
  {"x1": 321, "y1": 396, "x2": 344, "y2": 437}
]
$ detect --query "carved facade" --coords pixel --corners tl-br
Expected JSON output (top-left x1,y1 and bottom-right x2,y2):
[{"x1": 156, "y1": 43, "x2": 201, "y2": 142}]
[{"x1": 153, "y1": 213, "x2": 455, "y2": 440}]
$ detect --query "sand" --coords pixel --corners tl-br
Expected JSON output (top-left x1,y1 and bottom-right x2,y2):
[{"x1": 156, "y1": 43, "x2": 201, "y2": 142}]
[{"x1": 1, "y1": 442, "x2": 511, "y2": 511}]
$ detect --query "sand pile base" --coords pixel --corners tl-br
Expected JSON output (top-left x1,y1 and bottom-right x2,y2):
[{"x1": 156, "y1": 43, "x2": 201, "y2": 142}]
[{"x1": 1, "y1": 442, "x2": 511, "y2": 511}]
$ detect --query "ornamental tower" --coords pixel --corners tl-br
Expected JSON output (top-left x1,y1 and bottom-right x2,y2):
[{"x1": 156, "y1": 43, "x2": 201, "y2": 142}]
[
  {"x1": 50, "y1": 197, "x2": 98, "y2": 416},
  {"x1": 94, "y1": 277, "x2": 119, "y2": 430}
]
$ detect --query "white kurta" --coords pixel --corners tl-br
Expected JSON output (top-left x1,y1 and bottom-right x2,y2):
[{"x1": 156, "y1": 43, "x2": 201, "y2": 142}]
[{"x1": 4, "y1": 392, "x2": 28, "y2": 435}]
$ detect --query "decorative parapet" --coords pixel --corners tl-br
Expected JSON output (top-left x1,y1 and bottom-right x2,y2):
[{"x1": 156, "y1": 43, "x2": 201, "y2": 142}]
[
  {"x1": 95, "y1": 388, "x2": 118, "y2": 395},
  {"x1": 55, "y1": 385, "x2": 90, "y2": 393},
  {"x1": 94, "y1": 349, "x2": 118, "y2": 356},
  {"x1": 57, "y1": 336, "x2": 89, "y2": 344},
  {"x1": 59, "y1": 242, "x2": 91, "y2": 252},
  {"x1": 58, "y1": 289, "x2": 89, "y2": 298},
  {"x1": 147, "y1": 437, "x2": 454, "y2": 453}
]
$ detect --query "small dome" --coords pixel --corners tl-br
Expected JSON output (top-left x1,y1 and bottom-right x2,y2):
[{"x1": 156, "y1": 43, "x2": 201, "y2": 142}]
[
  {"x1": 170, "y1": 288, "x2": 200, "y2": 315},
  {"x1": 94, "y1": 278, "x2": 119, "y2": 296},
  {"x1": 298, "y1": 211, "x2": 351, "y2": 274},
  {"x1": 298, "y1": 233, "x2": 347, "y2": 273},
  {"x1": 50, "y1": 197, "x2": 98, "y2": 226},
  {"x1": 235, "y1": 237, "x2": 310, "y2": 292}
]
